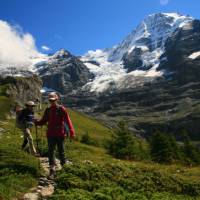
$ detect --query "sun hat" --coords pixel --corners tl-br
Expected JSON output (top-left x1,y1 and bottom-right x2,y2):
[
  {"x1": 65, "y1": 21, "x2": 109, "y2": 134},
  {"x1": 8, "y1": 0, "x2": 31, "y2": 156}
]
[
  {"x1": 48, "y1": 92, "x2": 58, "y2": 101},
  {"x1": 25, "y1": 101, "x2": 36, "y2": 106}
]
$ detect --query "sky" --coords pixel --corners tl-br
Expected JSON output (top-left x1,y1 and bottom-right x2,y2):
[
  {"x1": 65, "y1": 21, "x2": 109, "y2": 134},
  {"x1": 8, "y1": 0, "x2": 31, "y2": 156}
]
[{"x1": 0, "y1": 0, "x2": 200, "y2": 58}]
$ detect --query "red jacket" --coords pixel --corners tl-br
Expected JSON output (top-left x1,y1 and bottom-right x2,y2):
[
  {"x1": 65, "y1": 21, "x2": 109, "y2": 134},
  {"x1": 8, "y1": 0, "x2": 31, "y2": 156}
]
[{"x1": 35, "y1": 104, "x2": 75, "y2": 138}]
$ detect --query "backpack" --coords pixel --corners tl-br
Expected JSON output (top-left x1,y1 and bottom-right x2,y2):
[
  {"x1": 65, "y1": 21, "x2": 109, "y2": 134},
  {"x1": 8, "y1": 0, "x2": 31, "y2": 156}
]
[
  {"x1": 16, "y1": 109, "x2": 24, "y2": 128},
  {"x1": 45, "y1": 105, "x2": 70, "y2": 137},
  {"x1": 16, "y1": 108, "x2": 34, "y2": 128}
]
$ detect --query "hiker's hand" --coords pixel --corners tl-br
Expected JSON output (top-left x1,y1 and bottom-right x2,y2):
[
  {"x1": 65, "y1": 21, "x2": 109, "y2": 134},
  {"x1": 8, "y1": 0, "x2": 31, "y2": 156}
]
[
  {"x1": 33, "y1": 118, "x2": 39, "y2": 124},
  {"x1": 70, "y1": 133, "x2": 75, "y2": 140}
]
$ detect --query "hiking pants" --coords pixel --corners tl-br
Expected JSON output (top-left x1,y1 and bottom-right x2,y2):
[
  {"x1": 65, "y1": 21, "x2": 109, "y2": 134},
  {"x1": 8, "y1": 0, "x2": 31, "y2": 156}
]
[
  {"x1": 23, "y1": 128, "x2": 37, "y2": 154},
  {"x1": 21, "y1": 138, "x2": 28, "y2": 149},
  {"x1": 47, "y1": 136, "x2": 66, "y2": 167}
]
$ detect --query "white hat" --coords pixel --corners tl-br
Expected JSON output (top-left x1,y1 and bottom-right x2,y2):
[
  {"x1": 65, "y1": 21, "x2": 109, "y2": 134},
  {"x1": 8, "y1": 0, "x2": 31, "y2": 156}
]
[
  {"x1": 48, "y1": 92, "x2": 58, "y2": 101},
  {"x1": 25, "y1": 101, "x2": 35, "y2": 106}
]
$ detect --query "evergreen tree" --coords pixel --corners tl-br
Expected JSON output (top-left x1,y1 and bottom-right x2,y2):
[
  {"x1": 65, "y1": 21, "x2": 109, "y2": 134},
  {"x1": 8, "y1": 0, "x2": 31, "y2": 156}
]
[
  {"x1": 182, "y1": 132, "x2": 200, "y2": 164},
  {"x1": 168, "y1": 134, "x2": 181, "y2": 160},
  {"x1": 108, "y1": 121, "x2": 146, "y2": 160},
  {"x1": 150, "y1": 131, "x2": 175, "y2": 163}
]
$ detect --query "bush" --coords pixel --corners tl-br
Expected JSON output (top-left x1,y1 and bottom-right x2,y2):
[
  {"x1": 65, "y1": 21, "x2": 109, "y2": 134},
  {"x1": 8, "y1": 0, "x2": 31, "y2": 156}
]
[
  {"x1": 51, "y1": 162, "x2": 200, "y2": 200},
  {"x1": 81, "y1": 132, "x2": 99, "y2": 146}
]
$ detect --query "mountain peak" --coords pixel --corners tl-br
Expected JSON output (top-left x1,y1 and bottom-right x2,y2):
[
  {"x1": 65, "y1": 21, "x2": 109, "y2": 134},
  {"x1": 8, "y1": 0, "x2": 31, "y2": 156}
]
[
  {"x1": 148, "y1": 12, "x2": 191, "y2": 19},
  {"x1": 52, "y1": 49, "x2": 72, "y2": 59},
  {"x1": 107, "y1": 12, "x2": 193, "y2": 62},
  {"x1": 81, "y1": 12, "x2": 196, "y2": 93}
]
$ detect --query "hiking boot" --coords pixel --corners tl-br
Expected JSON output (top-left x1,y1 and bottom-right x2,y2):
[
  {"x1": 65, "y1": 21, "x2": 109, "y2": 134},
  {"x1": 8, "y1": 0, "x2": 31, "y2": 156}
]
[{"x1": 34, "y1": 153, "x2": 40, "y2": 157}]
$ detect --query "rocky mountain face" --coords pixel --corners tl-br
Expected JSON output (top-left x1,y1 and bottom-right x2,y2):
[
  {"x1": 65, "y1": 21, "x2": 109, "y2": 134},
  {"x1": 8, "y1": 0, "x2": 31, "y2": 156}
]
[
  {"x1": 159, "y1": 19, "x2": 200, "y2": 83},
  {"x1": 36, "y1": 49, "x2": 94, "y2": 94}
]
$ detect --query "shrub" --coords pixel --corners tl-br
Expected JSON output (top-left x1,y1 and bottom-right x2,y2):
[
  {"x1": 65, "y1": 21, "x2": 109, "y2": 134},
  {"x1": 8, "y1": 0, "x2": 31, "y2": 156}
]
[
  {"x1": 52, "y1": 162, "x2": 200, "y2": 199},
  {"x1": 81, "y1": 132, "x2": 99, "y2": 146}
]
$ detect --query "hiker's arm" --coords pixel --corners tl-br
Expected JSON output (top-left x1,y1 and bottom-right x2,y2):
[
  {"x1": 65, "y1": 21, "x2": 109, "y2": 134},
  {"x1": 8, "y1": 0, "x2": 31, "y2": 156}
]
[
  {"x1": 35, "y1": 109, "x2": 48, "y2": 126},
  {"x1": 62, "y1": 107, "x2": 75, "y2": 138}
]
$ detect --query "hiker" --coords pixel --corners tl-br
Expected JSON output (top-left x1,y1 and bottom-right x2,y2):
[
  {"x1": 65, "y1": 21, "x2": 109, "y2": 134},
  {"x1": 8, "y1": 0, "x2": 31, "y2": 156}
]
[
  {"x1": 17, "y1": 101, "x2": 37, "y2": 155},
  {"x1": 35, "y1": 92, "x2": 75, "y2": 178}
]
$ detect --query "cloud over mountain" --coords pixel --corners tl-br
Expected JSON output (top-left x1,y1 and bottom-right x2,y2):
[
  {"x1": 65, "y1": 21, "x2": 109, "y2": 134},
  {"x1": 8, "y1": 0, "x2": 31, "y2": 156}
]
[{"x1": 0, "y1": 20, "x2": 40, "y2": 69}]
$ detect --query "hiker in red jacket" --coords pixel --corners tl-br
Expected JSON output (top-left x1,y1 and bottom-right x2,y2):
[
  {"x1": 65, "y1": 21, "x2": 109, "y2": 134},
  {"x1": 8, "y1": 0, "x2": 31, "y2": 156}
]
[{"x1": 35, "y1": 92, "x2": 75, "y2": 178}]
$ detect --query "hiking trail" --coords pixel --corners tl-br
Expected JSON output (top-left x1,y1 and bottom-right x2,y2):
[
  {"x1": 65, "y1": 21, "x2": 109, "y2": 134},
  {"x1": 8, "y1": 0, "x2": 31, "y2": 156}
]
[{"x1": 23, "y1": 157, "x2": 61, "y2": 200}]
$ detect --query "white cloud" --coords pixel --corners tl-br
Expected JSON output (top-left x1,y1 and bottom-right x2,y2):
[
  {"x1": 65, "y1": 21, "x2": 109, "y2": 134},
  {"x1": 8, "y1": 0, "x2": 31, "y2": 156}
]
[
  {"x1": 41, "y1": 45, "x2": 51, "y2": 51},
  {"x1": 160, "y1": 0, "x2": 169, "y2": 5},
  {"x1": 0, "y1": 20, "x2": 41, "y2": 69}
]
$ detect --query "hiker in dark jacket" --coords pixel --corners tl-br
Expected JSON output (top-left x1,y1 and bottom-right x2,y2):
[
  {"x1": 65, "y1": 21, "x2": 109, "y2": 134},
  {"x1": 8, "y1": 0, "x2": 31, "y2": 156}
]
[
  {"x1": 18, "y1": 101, "x2": 37, "y2": 155},
  {"x1": 35, "y1": 92, "x2": 75, "y2": 178}
]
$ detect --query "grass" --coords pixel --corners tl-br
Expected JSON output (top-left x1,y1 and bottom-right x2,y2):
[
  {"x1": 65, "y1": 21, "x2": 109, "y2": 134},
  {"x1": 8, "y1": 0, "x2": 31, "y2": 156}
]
[
  {"x1": 0, "y1": 120, "x2": 40, "y2": 200},
  {"x1": 1, "y1": 101, "x2": 200, "y2": 199},
  {"x1": 68, "y1": 109, "x2": 112, "y2": 145}
]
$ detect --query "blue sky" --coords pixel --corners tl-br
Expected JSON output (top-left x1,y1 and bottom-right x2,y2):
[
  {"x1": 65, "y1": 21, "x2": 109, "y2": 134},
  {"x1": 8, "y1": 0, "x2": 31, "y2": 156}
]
[{"x1": 0, "y1": 0, "x2": 200, "y2": 55}]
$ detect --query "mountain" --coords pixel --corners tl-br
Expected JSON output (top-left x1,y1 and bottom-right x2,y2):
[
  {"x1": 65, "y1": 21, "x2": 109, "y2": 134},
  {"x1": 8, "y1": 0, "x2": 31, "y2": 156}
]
[
  {"x1": 1, "y1": 12, "x2": 200, "y2": 139},
  {"x1": 68, "y1": 12, "x2": 200, "y2": 139},
  {"x1": 81, "y1": 13, "x2": 195, "y2": 93},
  {"x1": 35, "y1": 49, "x2": 94, "y2": 94}
]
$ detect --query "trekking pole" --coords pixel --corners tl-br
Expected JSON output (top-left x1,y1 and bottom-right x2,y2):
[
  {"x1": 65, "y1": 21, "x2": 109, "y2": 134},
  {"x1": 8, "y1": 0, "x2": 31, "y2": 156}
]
[
  {"x1": 35, "y1": 126, "x2": 40, "y2": 155},
  {"x1": 13, "y1": 120, "x2": 16, "y2": 135},
  {"x1": 40, "y1": 126, "x2": 44, "y2": 157},
  {"x1": 35, "y1": 125, "x2": 41, "y2": 170}
]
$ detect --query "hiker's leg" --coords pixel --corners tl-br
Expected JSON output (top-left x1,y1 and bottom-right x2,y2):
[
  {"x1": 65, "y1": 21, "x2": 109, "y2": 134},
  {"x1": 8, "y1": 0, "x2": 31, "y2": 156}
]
[
  {"x1": 21, "y1": 128, "x2": 28, "y2": 150},
  {"x1": 57, "y1": 137, "x2": 66, "y2": 166},
  {"x1": 25, "y1": 128, "x2": 37, "y2": 154},
  {"x1": 21, "y1": 137, "x2": 28, "y2": 150},
  {"x1": 47, "y1": 137, "x2": 56, "y2": 167}
]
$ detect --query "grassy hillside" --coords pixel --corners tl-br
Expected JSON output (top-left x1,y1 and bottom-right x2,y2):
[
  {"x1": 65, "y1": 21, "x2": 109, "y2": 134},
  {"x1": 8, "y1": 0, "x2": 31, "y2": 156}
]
[
  {"x1": 1, "y1": 98, "x2": 200, "y2": 199},
  {"x1": 51, "y1": 109, "x2": 200, "y2": 200},
  {"x1": 0, "y1": 119, "x2": 40, "y2": 200}
]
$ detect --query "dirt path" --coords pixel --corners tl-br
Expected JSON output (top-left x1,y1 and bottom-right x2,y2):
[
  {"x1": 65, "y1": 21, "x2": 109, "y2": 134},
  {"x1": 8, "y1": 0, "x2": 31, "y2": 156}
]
[{"x1": 23, "y1": 157, "x2": 62, "y2": 200}]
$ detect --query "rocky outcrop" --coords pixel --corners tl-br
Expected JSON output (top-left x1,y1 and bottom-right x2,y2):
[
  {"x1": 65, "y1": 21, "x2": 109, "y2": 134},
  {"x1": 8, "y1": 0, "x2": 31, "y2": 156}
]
[
  {"x1": 0, "y1": 75, "x2": 42, "y2": 106},
  {"x1": 122, "y1": 48, "x2": 144, "y2": 72}
]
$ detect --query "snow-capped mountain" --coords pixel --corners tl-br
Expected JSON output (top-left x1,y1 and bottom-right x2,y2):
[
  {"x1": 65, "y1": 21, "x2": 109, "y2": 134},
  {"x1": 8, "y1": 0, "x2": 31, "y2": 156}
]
[
  {"x1": 1, "y1": 12, "x2": 200, "y2": 138},
  {"x1": 1, "y1": 12, "x2": 199, "y2": 96},
  {"x1": 81, "y1": 13, "x2": 194, "y2": 93},
  {"x1": 35, "y1": 49, "x2": 94, "y2": 94}
]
